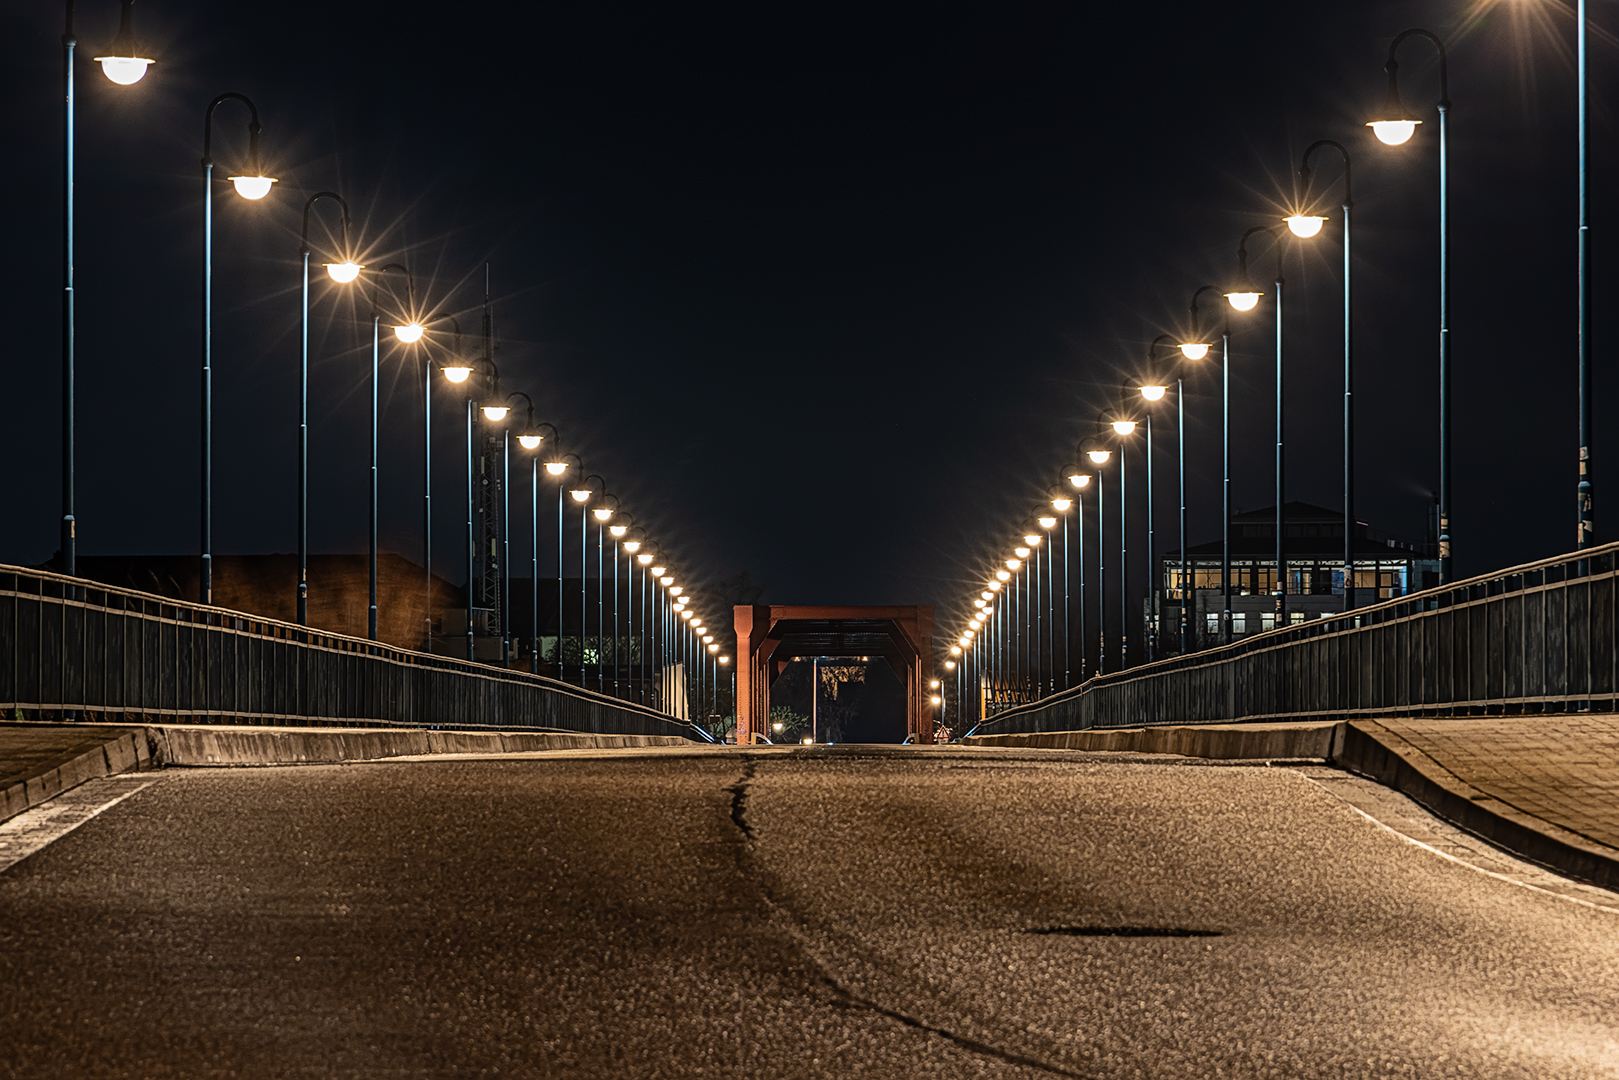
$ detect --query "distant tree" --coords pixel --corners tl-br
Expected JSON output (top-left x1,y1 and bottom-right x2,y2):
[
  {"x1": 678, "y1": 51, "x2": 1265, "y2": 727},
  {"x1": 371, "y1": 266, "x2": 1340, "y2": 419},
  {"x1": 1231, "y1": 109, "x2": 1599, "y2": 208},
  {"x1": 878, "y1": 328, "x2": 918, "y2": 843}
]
[{"x1": 768, "y1": 706, "x2": 810, "y2": 743}]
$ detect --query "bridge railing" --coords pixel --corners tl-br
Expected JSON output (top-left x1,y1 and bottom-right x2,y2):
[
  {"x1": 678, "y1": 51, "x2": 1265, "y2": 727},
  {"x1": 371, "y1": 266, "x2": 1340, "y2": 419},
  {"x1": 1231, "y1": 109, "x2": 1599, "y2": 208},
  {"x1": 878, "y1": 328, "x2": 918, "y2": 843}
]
[
  {"x1": 973, "y1": 542, "x2": 1619, "y2": 737},
  {"x1": 0, "y1": 564, "x2": 697, "y2": 739}
]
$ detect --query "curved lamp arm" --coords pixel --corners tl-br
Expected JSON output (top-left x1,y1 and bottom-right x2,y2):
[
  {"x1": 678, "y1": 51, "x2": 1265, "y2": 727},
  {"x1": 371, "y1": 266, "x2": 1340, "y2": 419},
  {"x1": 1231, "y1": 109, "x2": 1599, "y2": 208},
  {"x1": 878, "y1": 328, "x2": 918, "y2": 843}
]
[
  {"x1": 1301, "y1": 139, "x2": 1353, "y2": 209},
  {"x1": 202, "y1": 92, "x2": 265, "y2": 178},
  {"x1": 1383, "y1": 28, "x2": 1449, "y2": 116},
  {"x1": 299, "y1": 192, "x2": 351, "y2": 259}
]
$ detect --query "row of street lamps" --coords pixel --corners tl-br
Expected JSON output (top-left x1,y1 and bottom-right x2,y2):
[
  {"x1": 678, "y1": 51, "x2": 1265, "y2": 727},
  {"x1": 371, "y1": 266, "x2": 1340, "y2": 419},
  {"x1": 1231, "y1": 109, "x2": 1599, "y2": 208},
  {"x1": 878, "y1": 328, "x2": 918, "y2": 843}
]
[
  {"x1": 942, "y1": 19, "x2": 1590, "y2": 726},
  {"x1": 53, "y1": 2, "x2": 724, "y2": 716}
]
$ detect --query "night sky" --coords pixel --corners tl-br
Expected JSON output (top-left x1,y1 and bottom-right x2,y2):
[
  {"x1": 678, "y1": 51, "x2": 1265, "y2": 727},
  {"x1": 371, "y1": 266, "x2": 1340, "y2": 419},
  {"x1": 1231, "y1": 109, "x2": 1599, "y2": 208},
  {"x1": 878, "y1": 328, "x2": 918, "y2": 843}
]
[{"x1": 2, "y1": 0, "x2": 1616, "y2": 653}]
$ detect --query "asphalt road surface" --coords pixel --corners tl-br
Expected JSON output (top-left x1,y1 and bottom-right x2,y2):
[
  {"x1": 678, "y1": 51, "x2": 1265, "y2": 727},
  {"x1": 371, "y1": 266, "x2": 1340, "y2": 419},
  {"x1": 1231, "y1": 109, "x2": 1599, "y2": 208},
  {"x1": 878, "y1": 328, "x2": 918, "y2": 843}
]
[{"x1": 2, "y1": 746, "x2": 1617, "y2": 1078}]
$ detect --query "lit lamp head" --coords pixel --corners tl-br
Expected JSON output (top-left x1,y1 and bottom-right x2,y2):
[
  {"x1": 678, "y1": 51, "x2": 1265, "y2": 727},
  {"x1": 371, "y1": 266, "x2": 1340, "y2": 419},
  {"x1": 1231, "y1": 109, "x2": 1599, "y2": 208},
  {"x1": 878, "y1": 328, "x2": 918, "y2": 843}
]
[
  {"x1": 1022, "y1": 535, "x2": 1039, "y2": 547},
  {"x1": 681, "y1": 610, "x2": 694, "y2": 621},
  {"x1": 609, "y1": 524, "x2": 628, "y2": 538},
  {"x1": 703, "y1": 635, "x2": 714, "y2": 644},
  {"x1": 95, "y1": 6, "x2": 155, "y2": 86},
  {"x1": 518, "y1": 431, "x2": 544, "y2": 451},
  {"x1": 570, "y1": 488, "x2": 592, "y2": 503},
  {"x1": 394, "y1": 322, "x2": 425, "y2": 344},
  {"x1": 1087, "y1": 449, "x2": 1112, "y2": 465},
  {"x1": 1111, "y1": 419, "x2": 1137, "y2": 436},
  {"x1": 480, "y1": 404, "x2": 510, "y2": 422},
  {"x1": 659, "y1": 575, "x2": 673, "y2": 586},
  {"x1": 930, "y1": 695, "x2": 942, "y2": 705},
  {"x1": 652, "y1": 566, "x2": 667, "y2": 577},
  {"x1": 944, "y1": 660, "x2": 956, "y2": 670},
  {"x1": 959, "y1": 635, "x2": 971, "y2": 647},
  {"x1": 1178, "y1": 341, "x2": 1211, "y2": 360},
  {"x1": 1368, "y1": 78, "x2": 1421, "y2": 146},
  {"x1": 326, "y1": 261, "x2": 363, "y2": 284},
  {"x1": 1051, "y1": 497, "x2": 1072, "y2": 511},
  {"x1": 1285, "y1": 214, "x2": 1327, "y2": 239},
  {"x1": 708, "y1": 643, "x2": 720, "y2": 653},
  {"x1": 545, "y1": 459, "x2": 568, "y2": 475},
  {"x1": 592, "y1": 507, "x2": 613, "y2": 522},
  {"x1": 443, "y1": 364, "x2": 473, "y2": 383},
  {"x1": 1225, "y1": 290, "x2": 1262, "y2": 312},
  {"x1": 1139, "y1": 384, "x2": 1167, "y2": 402},
  {"x1": 995, "y1": 570, "x2": 1010, "y2": 582},
  {"x1": 669, "y1": 586, "x2": 683, "y2": 597},
  {"x1": 980, "y1": 591, "x2": 993, "y2": 601},
  {"x1": 973, "y1": 598, "x2": 986, "y2": 609},
  {"x1": 950, "y1": 645, "x2": 962, "y2": 655},
  {"x1": 624, "y1": 540, "x2": 642, "y2": 553},
  {"x1": 1067, "y1": 472, "x2": 1091, "y2": 489},
  {"x1": 719, "y1": 655, "x2": 730, "y2": 665},
  {"x1": 637, "y1": 552, "x2": 653, "y2": 565},
  {"x1": 1038, "y1": 515, "x2": 1057, "y2": 529},
  {"x1": 1007, "y1": 556, "x2": 1023, "y2": 569},
  {"x1": 229, "y1": 174, "x2": 277, "y2": 200}
]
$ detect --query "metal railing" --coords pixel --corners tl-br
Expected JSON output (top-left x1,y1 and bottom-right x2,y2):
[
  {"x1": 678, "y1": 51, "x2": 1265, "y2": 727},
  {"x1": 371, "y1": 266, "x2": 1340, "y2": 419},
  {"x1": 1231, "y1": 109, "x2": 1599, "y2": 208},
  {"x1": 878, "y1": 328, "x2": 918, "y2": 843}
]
[
  {"x1": 973, "y1": 542, "x2": 1619, "y2": 737},
  {"x1": 0, "y1": 564, "x2": 697, "y2": 738}
]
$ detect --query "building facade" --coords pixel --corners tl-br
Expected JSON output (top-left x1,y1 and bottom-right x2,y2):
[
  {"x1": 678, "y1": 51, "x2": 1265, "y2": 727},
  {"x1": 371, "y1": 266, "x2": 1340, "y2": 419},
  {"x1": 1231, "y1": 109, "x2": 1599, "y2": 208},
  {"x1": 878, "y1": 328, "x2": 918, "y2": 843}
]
[{"x1": 1150, "y1": 502, "x2": 1440, "y2": 653}]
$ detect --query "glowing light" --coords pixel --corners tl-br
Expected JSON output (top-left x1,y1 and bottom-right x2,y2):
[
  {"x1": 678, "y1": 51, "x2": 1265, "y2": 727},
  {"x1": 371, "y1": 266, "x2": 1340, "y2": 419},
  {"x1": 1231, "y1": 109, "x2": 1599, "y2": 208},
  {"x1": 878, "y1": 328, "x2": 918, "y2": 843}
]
[
  {"x1": 652, "y1": 567, "x2": 667, "y2": 577},
  {"x1": 1111, "y1": 419, "x2": 1137, "y2": 436},
  {"x1": 326, "y1": 261, "x2": 362, "y2": 283},
  {"x1": 703, "y1": 634, "x2": 714, "y2": 643},
  {"x1": 1038, "y1": 515, "x2": 1057, "y2": 528},
  {"x1": 1087, "y1": 449, "x2": 1112, "y2": 465},
  {"x1": 773, "y1": 722, "x2": 785, "y2": 733},
  {"x1": 1140, "y1": 385, "x2": 1167, "y2": 402},
  {"x1": 624, "y1": 540, "x2": 642, "y2": 553},
  {"x1": 1286, "y1": 214, "x2": 1327, "y2": 239},
  {"x1": 1226, "y1": 291, "x2": 1262, "y2": 312},
  {"x1": 1068, "y1": 473, "x2": 1091, "y2": 488},
  {"x1": 637, "y1": 553, "x2": 652, "y2": 565},
  {"x1": 1369, "y1": 119, "x2": 1419, "y2": 146},
  {"x1": 481, "y1": 405, "x2": 510, "y2": 422},
  {"x1": 973, "y1": 599, "x2": 986, "y2": 608},
  {"x1": 670, "y1": 586, "x2": 683, "y2": 596},
  {"x1": 443, "y1": 365, "x2": 473, "y2": 383},
  {"x1": 963, "y1": 629, "x2": 974, "y2": 639},
  {"x1": 944, "y1": 660, "x2": 956, "y2": 670},
  {"x1": 229, "y1": 175, "x2": 276, "y2": 200},
  {"x1": 570, "y1": 488, "x2": 591, "y2": 502},
  {"x1": 1007, "y1": 557, "x2": 1022, "y2": 569},
  {"x1": 959, "y1": 636, "x2": 971, "y2": 647},
  {"x1": 930, "y1": 680, "x2": 940, "y2": 688},
  {"x1": 592, "y1": 507, "x2": 614, "y2": 521},
  {"x1": 708, "y1": 643, "x2": 720, "y2": 653},
  {"x1": 1051, "y1": 497, "x2": 1071, "y2": 511},
  {"x1": 1178, "y1": 342, "x2": 1210, "y2": 361},
  {"x1": 1022, "y1": 535, "x2": 1040, "y2": 547},
  {"x1": 720, "y1": 656, "x2": 730, "y2": 664},
  {"x1": 950, "y1": 645, "x2": 962, "y2": 655},
  {"x1": 609, "y1": 524, "x2": 628, "y2": 537},
  {"x1": 518, "y1": 433, "x2": 543, "y2": 450},
  {"x1": 802, "y1": 736, "x2": 815, "y2": 745},
  {"x1": 681, "y1": 610, "x2": 693, "y2": 620},
  {"x1": 545, "y1": 460, "x2": 568, "y2": 475},
  {"x1": 660, "y1": 576, "x2": 674, "y2": 586},
  {"x1": 980, "y1": 591, "x2": 993, "y2": 600},
  {"x1": 930, "y1": 695, "x2": 941, "y2": 705},
  {"x1": 993, "y1": 574, "x2": 1007, "y2": 585},
  {"x1": 394, "y1": 322, "x2": 424, "y2": 343},
  {"x1": 97, "y1": 55, "x2": 153, "y2": 85}
]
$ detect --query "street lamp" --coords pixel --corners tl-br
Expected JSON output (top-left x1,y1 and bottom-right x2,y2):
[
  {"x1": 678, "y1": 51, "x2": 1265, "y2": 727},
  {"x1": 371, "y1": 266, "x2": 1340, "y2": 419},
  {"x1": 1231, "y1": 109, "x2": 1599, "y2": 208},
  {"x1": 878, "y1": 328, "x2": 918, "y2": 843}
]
[
  {"x1": 198, "y1": 93, "x2": 275, "y2": 606},
  {"x1": 295, "y1": 192, "x2": 354, "y2": 627},
  {"x1": 1369, "y1": 28, "x2": 1452, "y2": 581},
  {"x1": 1296, "y1": 139, "x2": 1357, "y2": 611},
  {"x1": 572, "y1": 474, "x2": 606, "y2": 689},
  {"x1": 360, "y1": 264, "x2": 413, "y2": 641},
  {"x1": 61, "y1": 0, "x2": 153, "y2": 583}
]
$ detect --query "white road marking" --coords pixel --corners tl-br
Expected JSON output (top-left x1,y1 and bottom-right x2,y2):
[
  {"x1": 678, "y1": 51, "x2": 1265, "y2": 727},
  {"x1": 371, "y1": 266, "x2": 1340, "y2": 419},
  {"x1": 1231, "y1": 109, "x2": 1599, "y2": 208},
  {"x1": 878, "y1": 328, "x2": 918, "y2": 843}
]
[
  {"x1": 1298, "y1": 767, "x2": 1619, "y2": 915},
  {"x1": 0, "y1": 776, "x2": 159, "y2": 874}
]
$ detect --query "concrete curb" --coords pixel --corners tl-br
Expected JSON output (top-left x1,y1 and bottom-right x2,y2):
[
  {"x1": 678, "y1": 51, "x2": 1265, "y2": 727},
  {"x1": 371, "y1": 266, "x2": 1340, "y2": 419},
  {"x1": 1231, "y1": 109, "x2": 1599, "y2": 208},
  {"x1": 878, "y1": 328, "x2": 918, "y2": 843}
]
[
  {"x1": 148, "y1": 726, "x2": 692, "y2": 767},
  {"x1": 967, "y1": 719, "x2": 1619, "y2": 890},
  {"x1": 1336, "y1": 720, "x2": 1619, "y2": 891},
  {"x1": 963, "y1": 720, "x2": 1339, "y2": 760},
  {"x1": 1, "y1": 729, "x2": 151, "y2": 824}
]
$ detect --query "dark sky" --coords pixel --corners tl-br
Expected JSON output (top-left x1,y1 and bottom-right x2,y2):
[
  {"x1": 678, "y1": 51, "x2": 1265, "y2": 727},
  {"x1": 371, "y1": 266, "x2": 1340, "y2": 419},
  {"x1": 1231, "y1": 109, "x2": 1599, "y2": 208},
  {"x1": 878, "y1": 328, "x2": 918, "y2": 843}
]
[{"x1": 3, "y1": 0, "x2": 1617, "y2": 651}]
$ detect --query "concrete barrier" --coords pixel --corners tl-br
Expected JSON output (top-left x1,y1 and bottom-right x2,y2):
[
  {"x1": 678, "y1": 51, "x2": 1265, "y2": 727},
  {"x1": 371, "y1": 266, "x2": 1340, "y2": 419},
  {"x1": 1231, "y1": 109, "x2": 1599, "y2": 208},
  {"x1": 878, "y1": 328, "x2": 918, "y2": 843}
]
[
  {"x1": 148, "y1": 725, "x2": 692, "y2": 767},
  {"x1": 964, "y1": 720, "x2": 1339, "y2": 760},
  {"x1": 2, "y1": 728, "x2": 151, "y2": 823}
]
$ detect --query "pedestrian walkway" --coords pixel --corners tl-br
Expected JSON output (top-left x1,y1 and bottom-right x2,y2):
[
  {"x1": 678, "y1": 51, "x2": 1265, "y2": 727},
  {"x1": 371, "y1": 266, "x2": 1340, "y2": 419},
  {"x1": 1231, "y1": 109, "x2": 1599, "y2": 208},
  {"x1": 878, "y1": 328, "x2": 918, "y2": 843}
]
[{"x1": 1354, "y1": 715, "x2": 1619, "y2": 863}]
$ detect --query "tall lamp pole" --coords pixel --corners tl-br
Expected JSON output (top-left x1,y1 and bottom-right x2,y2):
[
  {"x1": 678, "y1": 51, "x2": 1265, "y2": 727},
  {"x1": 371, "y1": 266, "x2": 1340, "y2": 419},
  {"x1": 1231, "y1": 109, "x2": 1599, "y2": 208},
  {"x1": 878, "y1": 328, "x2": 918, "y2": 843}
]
[
  {"x1": 297, "y1": 193, "x2": 356, "y2": 626},
  {"x1": 1369, "y1": 29, "x2": 1451, "y2": 578},
  {"x1": 1296, "y1": 141, "x2": 1355, "y2": 611},
  {"x1": 1224, "y1": 227, "x2": 1284, "y2": 625},
  {"x1": 63, "y1": 0, "x2": 154, "y2": 580},
  {"x1": 1080, "y1": 432, "x2": 1113, "y2": 674},
  {"x1": 199, "y1": 93, "x2": 274, "y2": 606},
  {"x1": 365, "y1": 264, "x2": 414, "y2": 642},
  {"x1": 1065, "y1": 468, "x2": 1092, "y2": 681}
]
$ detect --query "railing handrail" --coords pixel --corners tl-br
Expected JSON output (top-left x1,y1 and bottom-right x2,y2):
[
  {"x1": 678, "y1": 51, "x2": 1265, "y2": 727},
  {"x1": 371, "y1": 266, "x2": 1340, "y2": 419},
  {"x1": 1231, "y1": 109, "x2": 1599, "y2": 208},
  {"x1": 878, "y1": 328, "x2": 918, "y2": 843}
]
[
  {"x1": 979, "y1": 538, "x2": 1619, "y2": 731},
  {"x1": 0, "y1": 562, "x2": 691, "y2": 731}
]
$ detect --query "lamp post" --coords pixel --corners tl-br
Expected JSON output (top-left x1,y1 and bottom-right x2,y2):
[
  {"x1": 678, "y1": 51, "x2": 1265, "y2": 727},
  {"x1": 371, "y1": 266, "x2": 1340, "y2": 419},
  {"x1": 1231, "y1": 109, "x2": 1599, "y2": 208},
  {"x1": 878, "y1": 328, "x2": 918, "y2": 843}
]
[
  {"x1": 420, "y1": 315, "x2": 470, "y2": 651},
  {"x1": 1081, "y1": 435, "x2": 1113, "y2": 673},
  {"x1": 592, "y1": 494, "x2": 617, "y2": 694},
  {"x1": 362, "y1": 263, "x2": 413, "y2": 642},
  {"x1": 1579, "y1": 1, "x2": 1594, "y2": 550},
  {"x1": 62, "y1": 0, "x2": 153, "y2": 582},
  {"x1": 297, "y1": 193, "x2": 356, "y2": 627},
  {"x1": 1295, "y1": 140, "x2": 1355, "y2": 611},
  {"x1": 1222, "y1": 226, "x2": 1285, "y2": 626},
  {"x1": 503, "y1": 393, "x2": 551, "y2": 674},
  {"x1": 1064, "y1": 468, "x2": 1091, "y2": 682},
  {"x1": 551, "y1": 451, "x2": 579, "y2": 677},
  {"x1": 570, "y1": 475, "x2": 605, "y2": 688},
  {"x1": 199, "y1": 93, "x2": 274, "y2": 606},
  {"x1": 609, "y1": 514, "x2": 633, "y2": 697},
  {"x1": 1049, "y1": 487, "x2": 1074, "y2": 690},
  {"x1": 1106, "y1": 409, "x2": 1137, "y2": 669},
  {"x1": 1369, "y1": 29, "x2": 1452, "y2": 579},
  {"x1": 1037, "y1": 512, "x2": 1058, "y2": 687}
]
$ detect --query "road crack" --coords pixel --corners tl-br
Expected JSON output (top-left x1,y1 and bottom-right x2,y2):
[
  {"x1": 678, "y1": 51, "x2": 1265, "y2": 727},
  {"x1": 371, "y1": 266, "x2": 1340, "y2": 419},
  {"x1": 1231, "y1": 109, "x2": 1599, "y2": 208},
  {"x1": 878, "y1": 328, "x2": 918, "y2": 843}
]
[{"x1": 724, "y1": 759, "x2": 758, "y2": 841}]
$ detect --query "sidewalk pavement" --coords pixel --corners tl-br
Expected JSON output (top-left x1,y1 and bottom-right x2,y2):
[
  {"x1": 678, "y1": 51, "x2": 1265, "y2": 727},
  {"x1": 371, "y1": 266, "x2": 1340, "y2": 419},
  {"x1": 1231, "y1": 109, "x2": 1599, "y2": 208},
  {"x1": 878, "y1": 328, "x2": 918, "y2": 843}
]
[
  {"x1": 966, "y1": 714, "x2": 1619, "y2": 891},
  {"x1": 0, "y1": 724, "x2": 150, "y2": 822}
]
